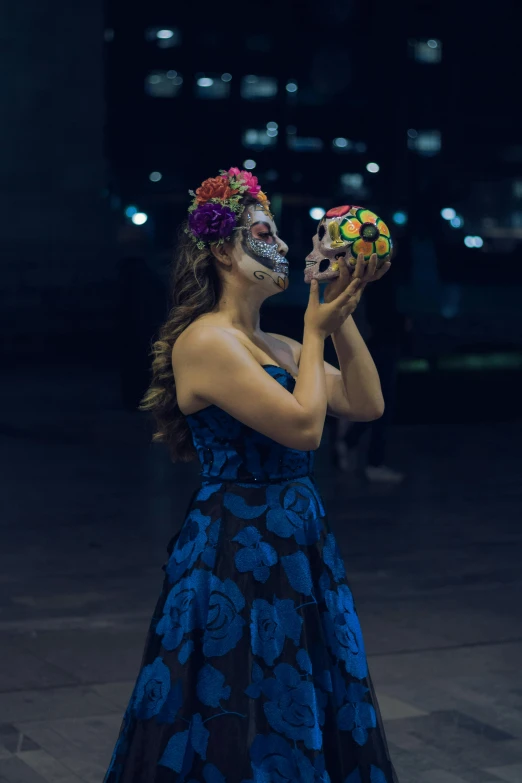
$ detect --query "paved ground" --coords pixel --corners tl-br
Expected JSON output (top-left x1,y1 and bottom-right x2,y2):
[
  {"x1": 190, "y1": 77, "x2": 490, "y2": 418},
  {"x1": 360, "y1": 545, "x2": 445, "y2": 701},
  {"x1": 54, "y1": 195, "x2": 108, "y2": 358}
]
[{"x1": 1, "y1": 365, "x2": 521, "y2": 783}]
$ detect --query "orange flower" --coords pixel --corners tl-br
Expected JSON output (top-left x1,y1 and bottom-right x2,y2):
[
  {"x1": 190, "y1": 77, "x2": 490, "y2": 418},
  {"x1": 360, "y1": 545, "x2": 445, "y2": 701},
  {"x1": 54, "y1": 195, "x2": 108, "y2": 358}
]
[
  {"x1": 256, "y1": 191, "x2": 270, "y2": 208},
  {"x1": 195, "y1": 177, "x2": 234, "y2": 204}
]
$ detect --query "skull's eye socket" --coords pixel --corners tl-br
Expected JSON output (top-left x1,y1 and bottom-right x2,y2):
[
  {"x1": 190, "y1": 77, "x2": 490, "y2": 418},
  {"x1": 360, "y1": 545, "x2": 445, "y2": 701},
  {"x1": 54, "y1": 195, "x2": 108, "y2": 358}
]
[
  {"x1": 318, "y1": 224, "x2": 326, "y2": 241},
  {"x1": 319, "y1": 259, "x2": 330, "y2": 273}
]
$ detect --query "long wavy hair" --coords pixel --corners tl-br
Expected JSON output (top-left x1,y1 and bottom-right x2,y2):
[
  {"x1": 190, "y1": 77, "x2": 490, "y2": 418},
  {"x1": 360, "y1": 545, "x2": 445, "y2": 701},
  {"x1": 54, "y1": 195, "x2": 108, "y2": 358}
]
[{"x1": 139, "y1": 194, "x2": 259, "y2": 462}]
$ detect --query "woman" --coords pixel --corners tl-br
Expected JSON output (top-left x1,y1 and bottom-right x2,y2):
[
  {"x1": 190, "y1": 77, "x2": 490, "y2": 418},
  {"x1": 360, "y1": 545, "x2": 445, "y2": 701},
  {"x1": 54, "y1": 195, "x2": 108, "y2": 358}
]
[{"x1": 104, "y1": 168, "x2": 399, "y2": 782}]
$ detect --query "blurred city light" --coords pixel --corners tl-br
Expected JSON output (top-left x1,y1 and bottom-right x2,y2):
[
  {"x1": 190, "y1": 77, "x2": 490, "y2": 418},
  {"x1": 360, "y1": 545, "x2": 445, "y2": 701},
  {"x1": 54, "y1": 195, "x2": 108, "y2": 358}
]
[
  {"x1": 197, "y1": 77, "x2": 214, "y2": 88},
  {"x1": 464, "y1": 235, "x2": 484, "y2": 248},
  {"x1": 241, "y1": 75, "x2": 278, "y2": 99},
  {"x1": 412, "y1": 38, "x2": 442, "y2": 63},
  {"x1": 450, "y1": 215, "x2": 464, "y2": 228},
  {"x1": 266, "y1": 128, "x2": 278, "y2": 138},
  {"x1": 309, "y1": 207, "x2": 326, "y2": 220},
  {"x1": 408, "y1": 129, "x2": 441, "y2": 156},
  {"x1": 243, "y1": 159, "x2": 256, "y2": 170},
  {"x1": 221, "y1": 73, "x2": 232, "y2": 82},
  {"x1": 145, "y1": 27, "x2": 181, "y2": 47},
  {"x1": 366, "y1": 162, "x2": 380, "y2": 173},
  {"x1": 125, "y1": 205, "x2": 138, "y2": 217},
  {"x1": 243, "y1": 129, "x2": 276, "y2": 148},
  {"x1": 441, "y1": 207, "x2": 457, "y2": 220},
  {"x1": 132, "y1": 212, "x2": 148, "y2": 225},
  {"x1": 392, "y1": 211, "x2": 408, "y2": 225},
  {"x1": 266, "y1": 122, "x2": 278, "y2": 131},
  {"x1": 288, "y1": 136, "x2": 323, "y2": 152},
  {"x1": 340, "y1": 173, "x2": 364, "y2": 192},
  {"x1": 149, "y1": 172, "x2": 162, "y2": 182},
  {"x1": 333, "y1": 137, "x2": 349, "y2": 148},
  {"x1": 146, "y1": 71, "x2": 183, "y2": 97},
  {"x1": 286, "y1": 81, "x2": 298, "y2": 93}
]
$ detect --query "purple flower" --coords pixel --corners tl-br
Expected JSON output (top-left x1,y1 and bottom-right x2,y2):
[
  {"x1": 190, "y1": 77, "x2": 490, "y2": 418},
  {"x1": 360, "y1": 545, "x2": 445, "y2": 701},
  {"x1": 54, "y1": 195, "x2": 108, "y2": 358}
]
[{"x1": 189, "y1": 203, "x2": 236, "y2": 242}]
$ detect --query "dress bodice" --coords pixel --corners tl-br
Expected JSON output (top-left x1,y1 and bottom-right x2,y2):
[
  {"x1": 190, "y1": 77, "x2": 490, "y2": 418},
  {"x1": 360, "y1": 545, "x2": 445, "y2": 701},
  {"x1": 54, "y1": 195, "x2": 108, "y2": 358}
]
[{"x1": 185, "y1": 365, "x2": 314, "y2": 483}]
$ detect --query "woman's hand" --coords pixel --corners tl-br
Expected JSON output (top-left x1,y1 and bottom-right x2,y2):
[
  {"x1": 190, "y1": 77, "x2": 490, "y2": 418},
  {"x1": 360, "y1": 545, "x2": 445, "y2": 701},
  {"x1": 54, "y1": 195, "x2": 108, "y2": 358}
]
[
  {"x1": 323, "y1": 253, "x2": 391, "y2": 305},
  {"x1": 304, "y1": 273, "x2": 364, "y2": 339}
]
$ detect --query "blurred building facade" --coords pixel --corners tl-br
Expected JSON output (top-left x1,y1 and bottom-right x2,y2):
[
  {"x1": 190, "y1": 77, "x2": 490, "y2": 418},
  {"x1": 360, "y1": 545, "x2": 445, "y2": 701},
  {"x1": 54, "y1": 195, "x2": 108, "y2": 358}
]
[
  {"x1": 3, "y1": 0, "x2": 522, "y2": 419},
  {"x1": 0, "y1": 0, "x2": 112, "y2": 359}
]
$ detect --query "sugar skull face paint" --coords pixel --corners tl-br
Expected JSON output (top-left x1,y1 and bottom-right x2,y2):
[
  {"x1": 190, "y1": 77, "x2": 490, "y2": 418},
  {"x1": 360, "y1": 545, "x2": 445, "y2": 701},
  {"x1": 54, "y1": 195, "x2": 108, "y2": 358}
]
[
  {"x1": 238, "y1": 207, "x2": 289, "y2": 291},
  {"x1": 304, "y1": 205, "x2": 393, "y2": 283}
]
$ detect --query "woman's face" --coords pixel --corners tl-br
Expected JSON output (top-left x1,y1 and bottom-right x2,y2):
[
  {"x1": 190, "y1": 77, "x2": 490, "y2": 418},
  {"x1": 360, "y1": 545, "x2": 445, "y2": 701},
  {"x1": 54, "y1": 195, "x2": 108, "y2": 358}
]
[{"x1": 233, "y1": 206, "x2": 290, "y2": 293}]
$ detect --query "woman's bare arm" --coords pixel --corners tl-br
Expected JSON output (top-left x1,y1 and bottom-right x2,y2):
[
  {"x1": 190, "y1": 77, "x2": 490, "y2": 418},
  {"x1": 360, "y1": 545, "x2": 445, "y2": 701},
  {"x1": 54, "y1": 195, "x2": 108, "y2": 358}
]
[{"x1": 173, "y1": 325, "x2": 327, "y2": 451}]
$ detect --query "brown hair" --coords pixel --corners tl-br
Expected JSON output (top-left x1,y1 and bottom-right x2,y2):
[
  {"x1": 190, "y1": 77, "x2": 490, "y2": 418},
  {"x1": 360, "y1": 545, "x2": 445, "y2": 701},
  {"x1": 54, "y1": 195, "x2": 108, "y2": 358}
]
[{"x1": 139, "y1": 195, "x2": 259, "y2": 462}]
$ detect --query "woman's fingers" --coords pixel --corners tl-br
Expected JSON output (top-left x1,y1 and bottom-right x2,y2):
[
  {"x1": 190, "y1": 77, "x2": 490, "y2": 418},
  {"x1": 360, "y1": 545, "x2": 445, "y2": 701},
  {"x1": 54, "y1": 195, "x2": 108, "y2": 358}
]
[
  {"x1": 368, "y1": 254, "x2": 378, "y2": 278},
  {"x1": 337, "y1": 254, "x2": 351, "y2": 282},
  {"x1": 354, "y1": 252, "x2": 365, "y2": 279},
  {"x1": 375, "y1": 259, "x2": 392, "y2": 279},
  {"x1": 335, "y1": 276, "x2": 362, "y2": 305}
]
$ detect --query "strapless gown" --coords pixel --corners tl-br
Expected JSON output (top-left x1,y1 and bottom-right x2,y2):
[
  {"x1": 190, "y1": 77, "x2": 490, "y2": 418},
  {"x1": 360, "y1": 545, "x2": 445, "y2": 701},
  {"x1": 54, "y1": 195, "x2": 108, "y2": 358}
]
[{"x1": 104, "y1": 365, "x2": 399, "y2": 783}]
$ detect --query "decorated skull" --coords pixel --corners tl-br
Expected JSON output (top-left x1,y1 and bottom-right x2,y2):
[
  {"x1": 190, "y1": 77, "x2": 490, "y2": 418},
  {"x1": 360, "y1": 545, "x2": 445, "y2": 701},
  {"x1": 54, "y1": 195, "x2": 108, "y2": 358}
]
[{"x1": 304, "y1": 205, "x2": 393, "y2": 283}]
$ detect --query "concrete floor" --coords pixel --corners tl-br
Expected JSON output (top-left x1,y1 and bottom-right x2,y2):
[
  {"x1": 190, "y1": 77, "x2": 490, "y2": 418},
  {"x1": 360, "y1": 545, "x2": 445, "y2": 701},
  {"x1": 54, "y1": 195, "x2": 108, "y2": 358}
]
[{"x1": 0, "y1": 365, "x2": 521, "y2": 783}]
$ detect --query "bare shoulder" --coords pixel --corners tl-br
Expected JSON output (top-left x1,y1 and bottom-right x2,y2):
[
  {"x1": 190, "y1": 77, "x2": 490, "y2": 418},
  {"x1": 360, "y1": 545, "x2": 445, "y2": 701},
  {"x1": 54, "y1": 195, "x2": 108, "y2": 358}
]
[
  {"x1": 172, "y1": 319, "x2": 243, "y2": 370},
  {"x1": 171, "y1": 321, "x2": 318, "y2": 451}
]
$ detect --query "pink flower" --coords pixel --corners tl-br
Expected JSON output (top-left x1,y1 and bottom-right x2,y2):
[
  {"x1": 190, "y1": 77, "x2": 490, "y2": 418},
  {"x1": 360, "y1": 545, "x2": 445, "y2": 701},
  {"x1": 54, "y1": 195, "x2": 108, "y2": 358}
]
[{"x1": 225, "y1": 167, "x2": 261, "y2": 196}]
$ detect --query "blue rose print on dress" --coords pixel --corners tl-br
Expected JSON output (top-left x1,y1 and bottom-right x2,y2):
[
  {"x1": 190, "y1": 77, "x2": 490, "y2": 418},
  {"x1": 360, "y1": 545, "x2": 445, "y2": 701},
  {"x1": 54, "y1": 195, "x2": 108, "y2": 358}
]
[
  {"x1": 233, "y1": 526, "x2": 278, "y2": 583},
  {"x1": 345, "y1": 765, "x2": 390, "y2": 783},
  {"x1": 104, "y1": 365, "x2": 399, "y2": 781},
  {"x1": 196, "y1": 663, "x2": 231, "y2": 707},
  {"x1": 156, "y1": 569, "x2": 210, "y2": 652},
  {"x1": 159, "y1": 712, "x2": 209, "y2": 773},
  {"x1": 244, "y1": 660, "x2": 265, "y2": 699},
  {"x1": 203, "y1": 575, "x2": 246, "y2": 657},
  {"x1": 262, "y1": 663, "x2": 325, "y2": 751},
  {"x1": 281, "y1": 551, "x2": 314, "y2": 596},
  {"x1": 188, "y1": 408, "x2": 243, "y2": 479},
  {"x1": 250, "y1": 597, "x2": 302, "y2": 666},
  {"x1": 201, "y1": 519, "x2": 221, "y2": 568},
  {"x1": 262, "y1": 440, "x2": 310, "y2": 479},
  {"x1": 250, "y1": 733, "x2": 331, "y2": 783},
  {"x1": 323, "y1": 585, "x2": 368, "y2": 680},
  {"x1": 202, "y1": 763, "x2": 226, "y2": 783},
  {"x1": 196, "y1": 483, "x2": 223, "y2": 502},
  {"x1": 337, "y1": 682, "x2": 377, "y2": 746},
  {"x1": 223, "y1": 492, "x2": 267, "y2": 520},
  {"x1": 323, "y1": 533, "x2": 345, "y2": 583},
  {"x1": 316, "y1": 569, "x2": 332, "y2": 604},
  {"x1": 265, "y1": 478, "x2": 324, "y2": 545},
  {"x1": 166, "y1": 509, "x2": 213, "y2": 583},
  {"x1": 133, "y1": 657, "x2": 183, "y2": 723}
]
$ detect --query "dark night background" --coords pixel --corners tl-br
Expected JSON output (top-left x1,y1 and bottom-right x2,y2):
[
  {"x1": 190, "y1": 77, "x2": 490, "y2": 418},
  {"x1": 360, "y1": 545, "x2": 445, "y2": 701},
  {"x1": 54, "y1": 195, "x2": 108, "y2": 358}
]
[{"x1": 0, "y1": 1, "x2": 521, "y2": 781}]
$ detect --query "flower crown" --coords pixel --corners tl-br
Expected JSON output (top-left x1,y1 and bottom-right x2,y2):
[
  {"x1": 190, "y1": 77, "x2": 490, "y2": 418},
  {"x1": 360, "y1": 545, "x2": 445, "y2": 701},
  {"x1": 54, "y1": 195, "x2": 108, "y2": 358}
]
[{"x1": 185, "y1": 167, "x2": 272, "y2": 250}]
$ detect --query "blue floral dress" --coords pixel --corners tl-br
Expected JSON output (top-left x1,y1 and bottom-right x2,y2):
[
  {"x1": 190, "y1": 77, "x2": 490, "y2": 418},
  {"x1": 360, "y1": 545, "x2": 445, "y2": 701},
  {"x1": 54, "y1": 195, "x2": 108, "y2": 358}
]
[{"x1": 104, "y1": 366, "x2": 399, "y2": 783}]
